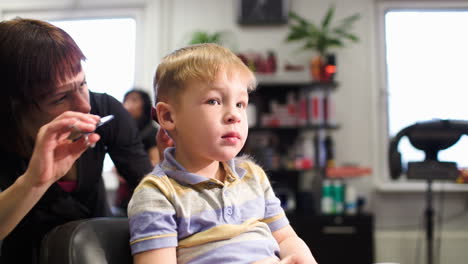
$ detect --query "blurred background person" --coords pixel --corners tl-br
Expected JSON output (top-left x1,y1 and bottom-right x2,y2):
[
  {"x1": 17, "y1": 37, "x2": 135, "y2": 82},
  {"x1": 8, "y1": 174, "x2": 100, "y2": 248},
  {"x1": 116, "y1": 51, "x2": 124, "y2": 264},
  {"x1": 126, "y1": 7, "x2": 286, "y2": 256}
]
[
  {"x1": 112, "y1": 89, "x2": 160, "y2": 214},
  {"x1": 123, "y1": 89, "x2": 160, "y2": 164}
]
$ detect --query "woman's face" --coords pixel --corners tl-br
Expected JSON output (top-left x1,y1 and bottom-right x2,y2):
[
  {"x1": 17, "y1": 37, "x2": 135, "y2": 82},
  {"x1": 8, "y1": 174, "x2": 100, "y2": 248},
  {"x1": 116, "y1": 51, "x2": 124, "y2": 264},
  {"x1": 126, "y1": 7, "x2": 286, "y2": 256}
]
[
  {"x1": 123, "y1": 92, "x2": 144, "y2": 120},
  {"x1": 22, "y1": 70, "x2": 91, "y2": 141}
]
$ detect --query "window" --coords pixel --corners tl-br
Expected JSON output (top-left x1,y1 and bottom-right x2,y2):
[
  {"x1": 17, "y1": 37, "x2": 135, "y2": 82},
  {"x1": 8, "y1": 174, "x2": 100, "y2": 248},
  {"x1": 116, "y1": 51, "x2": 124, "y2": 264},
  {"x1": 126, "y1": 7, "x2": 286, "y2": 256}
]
[
  {"x1": 50, "y1": 18, "x2": 137, "y2": 181},
  {"x1": 386, "y1": 9, "x2": 468, "y2": 167},
  {"x1": 51, "y1": 18, "x2": 136, "y2": 102},
  {"x1": 379, "y1": 2, "x2": 468, "y2": 189}
]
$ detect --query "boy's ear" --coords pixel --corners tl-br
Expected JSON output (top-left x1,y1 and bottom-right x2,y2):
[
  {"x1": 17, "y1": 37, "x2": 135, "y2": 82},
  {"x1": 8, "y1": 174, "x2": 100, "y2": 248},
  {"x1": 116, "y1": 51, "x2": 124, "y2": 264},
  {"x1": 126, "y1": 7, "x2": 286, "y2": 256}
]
[{"x1": 155, "y1": 102, "x2": 175, "y2": 131}]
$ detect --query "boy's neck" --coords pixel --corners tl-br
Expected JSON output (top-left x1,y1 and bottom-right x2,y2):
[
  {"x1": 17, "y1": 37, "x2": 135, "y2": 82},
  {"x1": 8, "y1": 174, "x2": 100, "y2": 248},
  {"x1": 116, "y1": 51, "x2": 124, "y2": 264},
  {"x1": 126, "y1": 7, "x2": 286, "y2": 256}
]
[{"x1": 174, "y1": 150, "x2": 225, "y2": 181}]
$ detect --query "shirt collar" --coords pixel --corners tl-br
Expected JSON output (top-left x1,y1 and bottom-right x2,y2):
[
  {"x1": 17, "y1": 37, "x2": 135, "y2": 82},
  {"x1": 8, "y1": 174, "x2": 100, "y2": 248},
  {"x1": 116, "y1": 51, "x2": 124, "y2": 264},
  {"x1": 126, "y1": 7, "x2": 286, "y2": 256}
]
[{"x1": 154, "y1": 147, "x2": 246, "y2": 185}]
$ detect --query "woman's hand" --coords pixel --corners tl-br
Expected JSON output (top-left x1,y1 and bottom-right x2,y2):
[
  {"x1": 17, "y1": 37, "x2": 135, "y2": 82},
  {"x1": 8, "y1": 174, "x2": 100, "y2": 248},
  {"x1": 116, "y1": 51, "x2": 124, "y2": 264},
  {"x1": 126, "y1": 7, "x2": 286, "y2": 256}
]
[
  {"x1": 24, "y1": 111, "x2": 101, "y2": 189},
  {"x1": 0, "y1": 111, "x2": 101, "y2": 239}
]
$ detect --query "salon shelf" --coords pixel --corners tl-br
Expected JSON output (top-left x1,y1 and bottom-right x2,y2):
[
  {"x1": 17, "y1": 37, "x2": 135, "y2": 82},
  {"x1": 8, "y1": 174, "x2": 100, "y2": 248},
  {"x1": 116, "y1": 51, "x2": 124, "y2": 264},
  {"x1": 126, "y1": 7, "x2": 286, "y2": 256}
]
[
  {"x1": 326, "y1": 166, "x2": 373, "y2": 178},
  {"x1": 264, "y1": 168, "x2": 315, "y2": 173},
  {"x1": 245, "y1": 80, "x2": 340, "y2": 216},
  {"x1": 264, "y1": 166, "x2": 373, "y2": 177},
  {"x1": 249, "y1": 124, "x2": 340, "y2": 131},
  {"x1": 255, "y1": 74, "x2": 339, "y2": 90}
]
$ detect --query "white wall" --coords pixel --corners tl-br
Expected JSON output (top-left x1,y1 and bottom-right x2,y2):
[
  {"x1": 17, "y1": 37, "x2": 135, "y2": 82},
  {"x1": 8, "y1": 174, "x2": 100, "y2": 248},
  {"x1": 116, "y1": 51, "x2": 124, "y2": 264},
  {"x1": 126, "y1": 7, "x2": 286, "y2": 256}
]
[
  {"x1": 2, "y1": 0, "x2": 468, "y2": 262},
  {"x1": 165, "y1": 0, "x2": 377, "y2": 184}
]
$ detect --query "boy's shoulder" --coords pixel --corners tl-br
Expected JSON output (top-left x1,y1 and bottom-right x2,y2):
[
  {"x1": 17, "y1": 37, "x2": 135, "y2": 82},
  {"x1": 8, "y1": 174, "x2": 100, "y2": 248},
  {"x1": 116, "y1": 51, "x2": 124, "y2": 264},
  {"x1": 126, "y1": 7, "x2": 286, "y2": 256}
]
[
  {"x1": 138, "y1": 165, "x2": 166, "y2": 182},
  {"x1": 134, "y1": 165, "x2": 177, "y2": 194}
]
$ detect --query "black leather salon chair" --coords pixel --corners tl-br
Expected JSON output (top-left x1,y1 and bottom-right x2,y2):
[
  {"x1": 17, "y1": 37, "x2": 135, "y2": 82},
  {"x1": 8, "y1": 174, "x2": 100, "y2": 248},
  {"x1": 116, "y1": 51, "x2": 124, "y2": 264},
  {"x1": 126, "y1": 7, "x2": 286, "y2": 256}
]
[{"x1": 39, "y1": 217, "x2": 132, "y2": 264}]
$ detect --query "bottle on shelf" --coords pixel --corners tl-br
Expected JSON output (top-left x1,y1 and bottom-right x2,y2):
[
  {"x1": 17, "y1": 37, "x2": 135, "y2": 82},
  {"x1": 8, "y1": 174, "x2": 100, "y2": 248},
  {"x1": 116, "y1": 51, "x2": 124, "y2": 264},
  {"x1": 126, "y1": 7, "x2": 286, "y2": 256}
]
[
  {"x1": 266, "y1": 50, "x2": 277, "y2": 74},
  {"x1": 321, "y1": 179, "x2": 333, "y2": 214},
  {"x1": 345, "y1": 184, "x2": 358, "y2": 215},
  {"x1": 333, "y1": 180, "x2": 345, "y2": 214},
  {"x1": 323, "y1": 92, "x2": 336, "y2": 126},
  {"x1": 247, "y1": 103, "x2": 257, "y2": 127},
  {"x1": 290, "y1": 134, "x2": 314, "y2": 170},
  {"x1": 323, "y1": 54, "x2": 337, "y2": 81},
  {"x1": 308, "y1": 89, "x2": 324, "y2": 126},
  {"x1": 324, "y1": 133, "x2": 335, "y2": 168},
  {"x1": 297, "y1": 90, "x2": 308, "y2": 126},
  {"x1": 321, "y1": 179, "x2": 347, "y2": 215}
]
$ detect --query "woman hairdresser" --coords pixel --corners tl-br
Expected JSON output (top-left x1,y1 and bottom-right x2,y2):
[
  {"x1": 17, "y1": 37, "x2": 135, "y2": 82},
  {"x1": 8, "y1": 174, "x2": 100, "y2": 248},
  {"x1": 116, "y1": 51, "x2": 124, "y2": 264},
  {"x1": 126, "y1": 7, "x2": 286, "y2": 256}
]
[{"x1": 0, "y1": 18, "x2": 153, "y2": 263}]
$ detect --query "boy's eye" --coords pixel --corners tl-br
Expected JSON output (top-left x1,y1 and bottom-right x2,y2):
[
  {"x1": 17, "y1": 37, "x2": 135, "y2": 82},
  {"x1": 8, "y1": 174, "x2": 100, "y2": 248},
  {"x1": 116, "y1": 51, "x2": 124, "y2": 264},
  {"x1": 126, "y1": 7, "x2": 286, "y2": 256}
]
[
  {"x1": 236, "y1": 101, "x2": 247, "y2": 109},
  {"x1": 207, "y1": 99, "x2": 220, "y2": 105}
]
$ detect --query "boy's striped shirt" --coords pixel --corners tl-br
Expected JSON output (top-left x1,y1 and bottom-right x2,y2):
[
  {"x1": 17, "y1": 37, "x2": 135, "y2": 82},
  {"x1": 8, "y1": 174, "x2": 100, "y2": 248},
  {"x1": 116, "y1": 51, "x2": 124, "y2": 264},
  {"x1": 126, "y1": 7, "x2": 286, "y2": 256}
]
[{"x1": 128, "y1": 148, "x2": 288, "y2": 264}]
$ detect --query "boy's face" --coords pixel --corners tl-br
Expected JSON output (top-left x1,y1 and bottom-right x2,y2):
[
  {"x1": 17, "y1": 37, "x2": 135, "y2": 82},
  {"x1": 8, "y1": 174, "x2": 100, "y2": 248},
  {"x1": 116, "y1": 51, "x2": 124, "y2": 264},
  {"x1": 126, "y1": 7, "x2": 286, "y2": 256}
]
[{"x1": 166, "y1": 68, "x2": 252, "y2": 164}]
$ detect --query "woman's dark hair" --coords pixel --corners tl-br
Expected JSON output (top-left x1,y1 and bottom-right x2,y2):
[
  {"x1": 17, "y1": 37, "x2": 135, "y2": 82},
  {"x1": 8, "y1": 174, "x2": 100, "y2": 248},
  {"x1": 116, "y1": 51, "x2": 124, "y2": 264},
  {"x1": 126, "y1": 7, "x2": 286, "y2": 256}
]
[
  {"x1": 123, "y1": 89, "x2": 153, "y2": 131},
  {"x1": 0, "y1": 18, "x2": 86, "y2": 154}
]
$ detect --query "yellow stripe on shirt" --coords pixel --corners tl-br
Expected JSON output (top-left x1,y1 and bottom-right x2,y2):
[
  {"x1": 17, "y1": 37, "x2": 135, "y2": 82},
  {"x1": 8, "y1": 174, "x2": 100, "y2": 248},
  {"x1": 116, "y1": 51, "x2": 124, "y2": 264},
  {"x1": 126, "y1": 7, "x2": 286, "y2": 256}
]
[
  {"x1": 178, "y1": 218, "x2": 263, "y2": 248},
  {"x1": 130, "y1": 233, "x2": 177, "y2": 245}
]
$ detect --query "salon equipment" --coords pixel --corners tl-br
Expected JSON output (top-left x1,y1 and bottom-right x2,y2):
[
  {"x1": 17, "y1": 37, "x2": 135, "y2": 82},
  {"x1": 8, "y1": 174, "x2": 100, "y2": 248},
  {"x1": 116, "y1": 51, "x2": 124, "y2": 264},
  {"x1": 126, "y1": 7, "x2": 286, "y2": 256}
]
[{"x1": 388, "y1": 119, "x2": 468, "y2": 264}]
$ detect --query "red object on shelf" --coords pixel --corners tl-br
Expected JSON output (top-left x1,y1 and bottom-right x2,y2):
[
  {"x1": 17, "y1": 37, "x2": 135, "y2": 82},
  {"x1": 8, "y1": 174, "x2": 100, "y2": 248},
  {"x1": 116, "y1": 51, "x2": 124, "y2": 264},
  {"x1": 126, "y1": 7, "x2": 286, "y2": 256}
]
[
  {"x1": 295, "y1": 158, "x2": 313, "y2": 170},
  {"x1": 456, "y1": 169, "x2": 468, "y2": 184},
  {"x1": 326, "y1": 166, "x2": 372, "y2": 178}
]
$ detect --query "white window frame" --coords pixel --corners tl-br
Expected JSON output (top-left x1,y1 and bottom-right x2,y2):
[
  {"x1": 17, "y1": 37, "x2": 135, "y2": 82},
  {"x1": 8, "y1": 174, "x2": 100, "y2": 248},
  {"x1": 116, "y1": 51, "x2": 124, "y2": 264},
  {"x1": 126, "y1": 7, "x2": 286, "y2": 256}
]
[{"x1": 376, "y1": 1, "x2": 468, "y2": 192}]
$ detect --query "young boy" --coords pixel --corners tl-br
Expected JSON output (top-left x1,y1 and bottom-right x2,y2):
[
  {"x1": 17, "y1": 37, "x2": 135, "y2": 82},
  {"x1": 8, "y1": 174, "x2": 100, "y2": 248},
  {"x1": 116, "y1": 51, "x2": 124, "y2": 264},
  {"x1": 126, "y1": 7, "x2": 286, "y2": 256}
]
[{"x1": 127, "y1": 43, "x2": 317, "y2": 264}]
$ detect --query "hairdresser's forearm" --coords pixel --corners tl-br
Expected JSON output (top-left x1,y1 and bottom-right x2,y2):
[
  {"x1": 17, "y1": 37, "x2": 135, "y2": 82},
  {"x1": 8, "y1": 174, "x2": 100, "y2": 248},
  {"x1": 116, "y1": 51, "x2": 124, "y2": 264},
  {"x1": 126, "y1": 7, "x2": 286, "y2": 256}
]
[{"x1": 0, "y1": 173, "x2": 50, "y2": 239}]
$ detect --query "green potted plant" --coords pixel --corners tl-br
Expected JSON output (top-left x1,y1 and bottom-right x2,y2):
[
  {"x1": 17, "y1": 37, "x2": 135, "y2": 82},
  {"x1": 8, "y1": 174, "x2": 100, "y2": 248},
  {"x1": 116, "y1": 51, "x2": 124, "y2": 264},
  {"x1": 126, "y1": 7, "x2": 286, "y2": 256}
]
[
  {"x1": 285, "y1": 5, "x2": 360, "y2": 81},
  {"x1": 188, "y1": 30, "x2": 225, "y2": 45}
]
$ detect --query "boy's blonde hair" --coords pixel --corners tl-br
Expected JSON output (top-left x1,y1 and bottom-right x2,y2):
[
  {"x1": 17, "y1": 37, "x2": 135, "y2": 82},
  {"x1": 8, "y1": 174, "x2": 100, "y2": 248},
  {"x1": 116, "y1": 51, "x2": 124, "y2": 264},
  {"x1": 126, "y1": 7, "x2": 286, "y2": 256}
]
[{"x1": 153, "y1": 43, "x2": 256, "y2": 104}]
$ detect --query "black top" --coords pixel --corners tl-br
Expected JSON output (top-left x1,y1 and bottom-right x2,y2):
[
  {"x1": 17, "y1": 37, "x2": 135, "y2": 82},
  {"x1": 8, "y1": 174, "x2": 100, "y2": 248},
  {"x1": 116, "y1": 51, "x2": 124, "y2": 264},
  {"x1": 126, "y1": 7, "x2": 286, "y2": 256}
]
[
  {"x1": 139, "y1": 121, "x2": 158, "y2": 152},
  {"x1": 0, "y1": 92, "x2": 153, "y2": 264}
]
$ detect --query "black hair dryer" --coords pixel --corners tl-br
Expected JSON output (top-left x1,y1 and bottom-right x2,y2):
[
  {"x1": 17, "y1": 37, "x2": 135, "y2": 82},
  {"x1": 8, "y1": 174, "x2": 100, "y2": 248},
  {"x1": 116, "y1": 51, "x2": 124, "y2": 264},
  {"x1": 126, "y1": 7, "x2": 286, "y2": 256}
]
[{"x1": 388, "y1": 119, "x2": 468, "y2": 180}]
